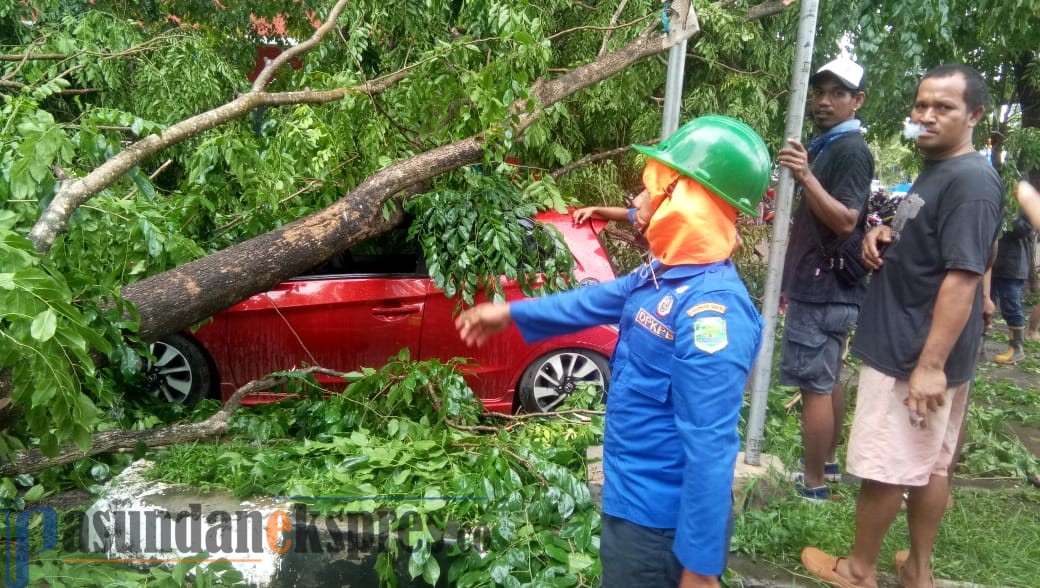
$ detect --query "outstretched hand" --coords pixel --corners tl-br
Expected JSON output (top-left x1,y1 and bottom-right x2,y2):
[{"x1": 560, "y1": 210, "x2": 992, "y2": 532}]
[
  {"x1": 572, "y1": 207, "x2": 596, "y2": 225},
  {"x1": 455, "y1": 303, "x2": 513, "y2": 347}
]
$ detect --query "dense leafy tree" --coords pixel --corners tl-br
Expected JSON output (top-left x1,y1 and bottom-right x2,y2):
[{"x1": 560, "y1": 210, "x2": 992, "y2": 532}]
[
  {"x1": 1, "y1": 1, "x2": 795, "y2": 471},
  {"x1": 818, "y1": 1, "x2": 1040, "y2": 186}
]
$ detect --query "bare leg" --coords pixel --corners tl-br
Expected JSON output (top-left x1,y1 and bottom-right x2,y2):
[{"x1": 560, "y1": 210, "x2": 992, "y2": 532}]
[
  {"x1": 830, "y1": 380, "x2": 846, "y2": 463},
  {"x1": 945, "y1": 391, "x2": 971, "y2": 509},
  {"x1": 801, "y1": 389, "x2": 834, "y2": 488},
  {"x1": 834, "y1": 479, "x2": 905, "y2": 587},
  {"x1": 901, "y1": 475, "x2": 950, "y2": 587}
]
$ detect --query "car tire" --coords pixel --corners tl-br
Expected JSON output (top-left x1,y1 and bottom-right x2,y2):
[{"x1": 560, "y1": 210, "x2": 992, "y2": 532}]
[
  {"x1": 144, "y1": 333, "x2": 213, "y2": 407},
  {"x1": 517, "y1": 348, "x2": 610, "y2": 413}
]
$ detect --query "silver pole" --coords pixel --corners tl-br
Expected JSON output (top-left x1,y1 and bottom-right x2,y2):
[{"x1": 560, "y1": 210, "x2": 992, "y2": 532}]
[
  {"x1": 661, "y1": 40, "x2": 688, "y2": 138},
  {"x1": 744, "y1": 0, "x2": 820, "y2": 465}
]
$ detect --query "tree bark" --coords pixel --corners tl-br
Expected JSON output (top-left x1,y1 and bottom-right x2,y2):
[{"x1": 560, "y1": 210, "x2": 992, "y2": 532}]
[{"x1": 746, "y1": 0, "x2": 798, "y2": 21}]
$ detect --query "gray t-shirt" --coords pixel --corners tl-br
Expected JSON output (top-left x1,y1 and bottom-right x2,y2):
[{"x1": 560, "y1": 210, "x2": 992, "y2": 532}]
[
  {"x1": 851, "y1": 152, "x2": 1004, "y2": 385},
  {"x1": 782, "y1": 132, "x2": 874, "y2": 305}
]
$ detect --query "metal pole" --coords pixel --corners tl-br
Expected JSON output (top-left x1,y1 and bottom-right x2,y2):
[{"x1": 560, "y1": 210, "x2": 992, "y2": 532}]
[
  {"x1": 744, "y1": 0, "x2": 820, "y2": 465},
  {"x1": 661, "y1": 40, "x2": 688, "y2": 138}
]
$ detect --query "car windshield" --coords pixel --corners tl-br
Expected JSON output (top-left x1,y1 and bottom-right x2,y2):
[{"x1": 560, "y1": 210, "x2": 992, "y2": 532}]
[{"x1": 302, "y1": 216, "x2": 573, "y2": 278}]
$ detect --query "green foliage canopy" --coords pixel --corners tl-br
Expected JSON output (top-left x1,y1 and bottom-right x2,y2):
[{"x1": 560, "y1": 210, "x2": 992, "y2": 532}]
[{"x1": 0, "y1": 1, "x2": 798, "y2": 462}]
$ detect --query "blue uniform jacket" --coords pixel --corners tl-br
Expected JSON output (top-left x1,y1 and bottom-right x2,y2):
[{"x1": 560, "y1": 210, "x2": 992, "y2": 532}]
[{"x1": 510, "y1": 260, "x2": 763, "y2": 575}]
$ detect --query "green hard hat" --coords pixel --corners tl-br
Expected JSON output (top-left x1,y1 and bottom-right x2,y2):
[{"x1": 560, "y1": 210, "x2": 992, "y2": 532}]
[{"x1": 632, "y1": 115, "x2": 771, "y2": 215}]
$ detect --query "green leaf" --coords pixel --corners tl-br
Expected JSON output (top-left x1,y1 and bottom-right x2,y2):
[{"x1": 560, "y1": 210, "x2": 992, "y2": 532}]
[
  {"x1": 30, "y1": 308, "x2": 58, "y2": 342},
  {"x1": 422, "y1": 554, "x2": 441, "y2": 584},
  {"x1": 90, "y1": 463, "x2": 110, "y2": 481},
  {"x1": 567, "y1": 551, "x2": 594, "y2": 572},
  {"x1": 131, "y1": 168, "x2": 157, "y2": 200},
  {"x1": 23, "y1": 484, "x2": 46, "y2": 502},
  {"x1": 544, "y1": 542, "x2": 569, "y2": 564}
]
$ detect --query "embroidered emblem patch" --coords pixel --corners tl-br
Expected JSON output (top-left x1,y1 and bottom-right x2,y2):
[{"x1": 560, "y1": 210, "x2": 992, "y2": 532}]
[
  {"x1": 656, "y1": 295, "x2": 675, "y2": 317},
  {"x1": 693, "y1": 316, "x2": 728, "y2": 353},
  {"x1": 686, "y1": 302, "x2": 727, "y2": 317},
  {"x1": 635, "y1": 308, "x2": 675, "y2": 341}
]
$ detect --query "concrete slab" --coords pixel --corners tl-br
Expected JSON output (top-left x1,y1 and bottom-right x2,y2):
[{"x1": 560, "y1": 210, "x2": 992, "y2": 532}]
[{"x1": 733, "y1": 451, "x2": 786, "y2": 511}]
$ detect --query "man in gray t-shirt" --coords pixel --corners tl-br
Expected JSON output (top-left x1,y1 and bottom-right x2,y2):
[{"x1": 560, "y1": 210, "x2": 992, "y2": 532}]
[{"x1": 801, "y1": 65, "x2": 1004, "y2": 588}]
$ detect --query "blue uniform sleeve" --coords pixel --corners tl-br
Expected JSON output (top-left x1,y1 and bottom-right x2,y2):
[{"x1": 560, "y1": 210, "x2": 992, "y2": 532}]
[
  {"x1": 669, "y1": 287, "x2": 763, "y2": 575},
  {"x1": 508, "y1": 274, "x2": 633, "y2": 343}
]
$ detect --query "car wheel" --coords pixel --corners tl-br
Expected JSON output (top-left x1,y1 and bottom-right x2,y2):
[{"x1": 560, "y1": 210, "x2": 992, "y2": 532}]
[
  {"x1": 517, "y1": 348, "x2": 610, "y2": 413},
  {"x1": 144, "y1": 333, "x2": 213, "y2": 407}
]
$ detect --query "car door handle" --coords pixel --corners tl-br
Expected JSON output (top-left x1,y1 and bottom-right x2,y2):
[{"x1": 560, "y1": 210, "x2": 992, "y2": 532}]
[{"x1": 372, "y1": 305, "x2": 421, "y2": 318}]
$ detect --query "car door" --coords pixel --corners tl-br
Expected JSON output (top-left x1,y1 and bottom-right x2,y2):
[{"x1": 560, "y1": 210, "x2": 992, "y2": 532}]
[{"x1": 220, "y1": 273, "x2": 429, "y2": 390}]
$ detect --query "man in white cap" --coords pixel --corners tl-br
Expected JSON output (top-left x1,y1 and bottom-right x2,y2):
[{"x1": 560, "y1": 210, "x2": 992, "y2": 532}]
[{"x1": 777, "y1": 56, "x2": 876, "y2": 500}]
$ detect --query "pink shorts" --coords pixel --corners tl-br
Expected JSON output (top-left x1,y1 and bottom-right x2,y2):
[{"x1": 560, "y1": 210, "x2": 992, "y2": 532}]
[{"x1": 847, "y1": 365, "x2": 969, "y2": 487}]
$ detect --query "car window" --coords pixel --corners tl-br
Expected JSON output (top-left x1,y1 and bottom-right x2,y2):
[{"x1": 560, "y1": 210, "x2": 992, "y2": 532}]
[
  {"x1": 303, "y1": 225, "x2": 425, "y2": 277},
  {"x1": 304, "y1": 251, "x2": 425, "y2": 277}
]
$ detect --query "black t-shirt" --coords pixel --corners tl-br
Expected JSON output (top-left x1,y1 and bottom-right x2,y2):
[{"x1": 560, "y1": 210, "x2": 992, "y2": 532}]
[
  {"x1": 851, "y1": 152, "x2": 1004, "y2": 385},
  {"x1": 782, "y1": 132, "x2": 875, "y2": 304},
  {"x1": 992, "y1": 214, "x2": 1034, "y2": 280}
]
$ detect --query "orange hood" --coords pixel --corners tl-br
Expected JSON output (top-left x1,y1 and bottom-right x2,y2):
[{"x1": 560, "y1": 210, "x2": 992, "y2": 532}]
[{"x1": 642, "y1": 159, "x2": 738, "y2": 265}]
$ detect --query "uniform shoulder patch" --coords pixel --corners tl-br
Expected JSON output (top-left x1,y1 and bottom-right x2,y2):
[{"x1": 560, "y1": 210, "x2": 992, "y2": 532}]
[
  {"x1": 656, "y1": 294, "x2": 674, "y2": 317},
  {"x1": 686, "y1": 302, "x2": 727, "y2": 317},
  {"x1": 693, "y1": 316, "x2": 728, "y2": 353}
]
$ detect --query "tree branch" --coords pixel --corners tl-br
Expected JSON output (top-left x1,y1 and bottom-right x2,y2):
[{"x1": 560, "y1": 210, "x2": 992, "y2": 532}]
[
  {"x1": 26, "y1": 4, "x2": 501, "y2": 254},
  {"x1": 0, "y1": 53, "x2": 66, "y2": 61},
  {"x1": 250, "y1": 0, "x2": 350, "y2": 91},
  {"x1": 26, "y1": 86, "x2": 348, "y2": 252},
  {"x1": 551, "y1": 10, "x2": 652, "y2": 42},
  {"x1": 598, "y1": 0, "x2": 633, "y2": 57},
  {"x1": 747, "y1": 0, "x2": 798, "y2": 21},
  {"x1": 550, "y1": 145, "x2": 636, "y2": 179},
  {"x1": 0, "y1": 366, "x2": 350, "y2": 477},
  {"x1": 0, "y1": 79, "x2": 98, "y2": 95}
]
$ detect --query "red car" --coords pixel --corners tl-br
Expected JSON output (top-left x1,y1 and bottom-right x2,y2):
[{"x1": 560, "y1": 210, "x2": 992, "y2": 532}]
[{"x1": 146, "y1": 210, "x2": 619, "y2": 413}]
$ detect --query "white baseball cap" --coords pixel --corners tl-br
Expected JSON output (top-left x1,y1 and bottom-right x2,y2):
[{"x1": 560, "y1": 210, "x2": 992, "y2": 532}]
[{"x1": 809, "y1": 57, "x2": 866, "y2": 92}]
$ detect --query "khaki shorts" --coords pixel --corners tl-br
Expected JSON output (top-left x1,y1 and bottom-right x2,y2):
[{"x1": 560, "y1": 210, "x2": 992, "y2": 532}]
[{"x1": 847, "y1": 365, "x2": 969, "y2": 487}]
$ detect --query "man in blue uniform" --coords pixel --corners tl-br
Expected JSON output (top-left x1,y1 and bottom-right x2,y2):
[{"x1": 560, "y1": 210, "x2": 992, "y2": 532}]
[{"x1": 457, "y1": 116, "x2": 769, "y2": 588}]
